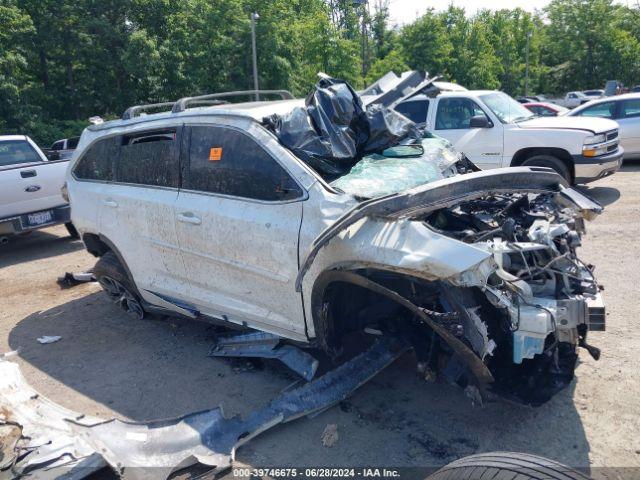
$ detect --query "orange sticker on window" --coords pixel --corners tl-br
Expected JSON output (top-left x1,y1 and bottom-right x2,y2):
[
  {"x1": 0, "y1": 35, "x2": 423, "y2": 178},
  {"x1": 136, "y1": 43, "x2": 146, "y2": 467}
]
[{"x1": 209, "y1": 147, "x2": 222, "y2": 161}]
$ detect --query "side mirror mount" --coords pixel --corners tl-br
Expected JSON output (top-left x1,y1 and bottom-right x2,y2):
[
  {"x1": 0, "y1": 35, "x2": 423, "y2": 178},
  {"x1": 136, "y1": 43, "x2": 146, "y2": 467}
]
[{"x1": 469, "y1": 115, "x2": 492, "y2": 128}]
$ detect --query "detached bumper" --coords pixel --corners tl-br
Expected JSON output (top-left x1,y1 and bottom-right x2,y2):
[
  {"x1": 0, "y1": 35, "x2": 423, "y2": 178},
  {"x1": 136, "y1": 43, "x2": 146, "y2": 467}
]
[
  {"x1": 573, "y1": 148, "x2": 623, "y2": 184},
  {"x1": 0, "y1": 205, "x2": 70, "y2": 236}
]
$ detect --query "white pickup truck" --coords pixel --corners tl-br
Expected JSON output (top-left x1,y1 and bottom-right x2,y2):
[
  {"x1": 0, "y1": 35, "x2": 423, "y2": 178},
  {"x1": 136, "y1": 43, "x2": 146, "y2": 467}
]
[
  {"x1": 0, "y1": 135, "x2": 75, "y2": 242},
  {"x1": 395, "y1": 89, "x2": 623, "y2": 184}
]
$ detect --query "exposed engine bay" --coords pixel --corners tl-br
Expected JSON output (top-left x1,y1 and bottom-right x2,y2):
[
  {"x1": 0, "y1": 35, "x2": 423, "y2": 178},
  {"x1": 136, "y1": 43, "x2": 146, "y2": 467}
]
[
  {"x1": 306, "y1": 161, "x2": 605, "y2": 407},
  {"x1": 421, "y1": 187, "x2": 604, "y2": 405}
]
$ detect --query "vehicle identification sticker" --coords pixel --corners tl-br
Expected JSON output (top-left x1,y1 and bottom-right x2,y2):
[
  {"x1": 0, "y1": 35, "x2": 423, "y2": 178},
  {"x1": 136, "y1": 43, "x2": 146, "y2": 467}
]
[
  {"x1": 209, "y1": 147, "x2": 223, "y2": 161},
  {"x1": 25, "y1": 210, "x2": 53, "y2": 227}
]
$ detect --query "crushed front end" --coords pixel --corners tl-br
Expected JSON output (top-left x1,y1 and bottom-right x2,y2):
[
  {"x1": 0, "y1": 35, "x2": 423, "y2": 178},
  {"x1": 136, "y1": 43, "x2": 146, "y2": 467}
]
[{"x1": 423, "y1": 183, "x2": 605, "y2": 406}]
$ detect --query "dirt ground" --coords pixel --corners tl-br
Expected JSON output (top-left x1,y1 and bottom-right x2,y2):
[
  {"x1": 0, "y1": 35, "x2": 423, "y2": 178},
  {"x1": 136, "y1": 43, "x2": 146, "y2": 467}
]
[{"x1": 1, "y1": 165, "x2": 640, "y2": 479}]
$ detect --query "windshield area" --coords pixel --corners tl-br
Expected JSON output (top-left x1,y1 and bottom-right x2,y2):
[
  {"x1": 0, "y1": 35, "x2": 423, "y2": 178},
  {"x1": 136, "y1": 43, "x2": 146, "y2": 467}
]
[{"x1": 480, "y1": 92, "x2": 535, "y2": 123}]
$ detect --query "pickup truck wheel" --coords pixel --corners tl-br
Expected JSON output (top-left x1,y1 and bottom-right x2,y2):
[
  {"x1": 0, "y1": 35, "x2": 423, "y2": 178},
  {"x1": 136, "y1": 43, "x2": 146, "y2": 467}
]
[
  {"x1": 94, "y1": 251, "x2": 145, "y2": 320},
  {"x1": 426, "y1": 451, "x2": 591, "y2": 480},
  {"x1": 521, "y1": 155, "x2": 571, "y2": 183},
  {"x1": 64, "y1": 222, "x2": 79, "y2": 239}
]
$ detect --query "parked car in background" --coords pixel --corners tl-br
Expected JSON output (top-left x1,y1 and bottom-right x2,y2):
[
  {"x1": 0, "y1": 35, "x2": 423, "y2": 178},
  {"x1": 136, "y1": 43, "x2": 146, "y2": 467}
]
[
  {"x1": 395, "y1": 89, "x2": 622, "y2": 183},
  {"x1": 523, "y1": 102, "x2": 569, "y2": 117},
  {"x1": 631, "y1": 85, "x2": 640, "y2": 93},
  {"x1": 0, "y1": 135, "x2": 77, "y2": 241},
  {"x1": 45, "y1": 136, "x2": 80, "y2": 161},
  {"x1": 566, "y1": 92, "x2": 640, "y2": 160},
  {"x1": 583, "y1": 89, "x2": 604, "y2": 99},
  {"x1": 564, "y1": 91, "x2": 591, "y2": 108}
]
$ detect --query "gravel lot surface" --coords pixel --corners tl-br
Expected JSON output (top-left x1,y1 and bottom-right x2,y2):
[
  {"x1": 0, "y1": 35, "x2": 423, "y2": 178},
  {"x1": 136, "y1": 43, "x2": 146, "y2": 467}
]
[{"x1": 1, "y1": 165, "x2": 639, "y2": 478}]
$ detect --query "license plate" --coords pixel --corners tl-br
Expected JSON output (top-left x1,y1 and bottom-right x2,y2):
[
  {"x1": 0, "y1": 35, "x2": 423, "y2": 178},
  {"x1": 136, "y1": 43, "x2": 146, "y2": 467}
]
[{"x1": 26, "y1": 210, "x2": 53, "y2": 227}]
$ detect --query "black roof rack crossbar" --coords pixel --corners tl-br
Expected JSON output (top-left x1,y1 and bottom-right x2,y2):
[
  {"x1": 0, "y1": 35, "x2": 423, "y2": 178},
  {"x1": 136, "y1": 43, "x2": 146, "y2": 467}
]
[
  {"x1": 122, "y1": 102, "x2": 176, "y2": 120},
  {"x1": 172, "y1": 90, "x2": 294, "y2": 113}
]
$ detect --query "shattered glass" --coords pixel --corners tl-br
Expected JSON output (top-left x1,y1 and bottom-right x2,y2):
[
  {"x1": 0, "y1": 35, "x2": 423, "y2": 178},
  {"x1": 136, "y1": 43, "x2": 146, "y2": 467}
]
[{"x1": 330, "y1": 133, "x2": 463, "y2": 199}]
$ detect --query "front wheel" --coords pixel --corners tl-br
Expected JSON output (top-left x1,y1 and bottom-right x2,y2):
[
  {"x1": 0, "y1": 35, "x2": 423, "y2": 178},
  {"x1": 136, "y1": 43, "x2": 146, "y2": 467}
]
[
  {"x1": 426, "y1": 451, "x2": 590, "y2": 480},
  {"x1": 521, "y1": 155, "x2": 572, "y2": 184}
]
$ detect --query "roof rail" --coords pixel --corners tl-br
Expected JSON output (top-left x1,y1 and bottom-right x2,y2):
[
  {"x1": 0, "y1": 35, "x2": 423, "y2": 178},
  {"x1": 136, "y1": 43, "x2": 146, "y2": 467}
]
[
  {"x1": 171, "y1": 90, "x2": 294, "y2": 114},
  {"x1": 122, "y1": 102, "x2": 175, "y2": 120}
]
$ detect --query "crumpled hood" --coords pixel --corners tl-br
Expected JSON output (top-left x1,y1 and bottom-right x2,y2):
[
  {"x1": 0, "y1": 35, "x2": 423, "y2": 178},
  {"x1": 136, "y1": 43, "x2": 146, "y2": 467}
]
[
  {"x1": 295, "y1": 166, "x2": 603, "y2": 290},
  {"x1": 517, "y1": 115, "x2": 618, "y2": 134}
]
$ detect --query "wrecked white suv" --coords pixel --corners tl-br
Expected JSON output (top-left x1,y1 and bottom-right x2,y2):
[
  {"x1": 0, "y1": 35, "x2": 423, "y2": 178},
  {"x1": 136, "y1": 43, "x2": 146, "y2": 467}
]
[{"x1": 67, "y1": 77, "x2": 605, "y2": 406}]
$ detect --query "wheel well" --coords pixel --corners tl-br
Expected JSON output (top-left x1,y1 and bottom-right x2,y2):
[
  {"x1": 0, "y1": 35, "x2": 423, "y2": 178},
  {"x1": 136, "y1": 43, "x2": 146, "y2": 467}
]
[
  {"x1": 82, "y1": 233, "x2": 111, "y2": 257},
  {"x1": 311, "y1": 269, "x2": 439, "y2": 355},
  {"x1": 510, "y1": 147, "x2": 574, "y2": 180}
]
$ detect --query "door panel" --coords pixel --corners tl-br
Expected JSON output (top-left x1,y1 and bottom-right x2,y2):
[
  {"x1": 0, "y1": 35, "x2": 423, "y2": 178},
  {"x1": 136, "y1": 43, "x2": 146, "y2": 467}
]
[
  {"x1": 98, "y1": 127, "x2": 189, "y2": 303},
  {"x1": 0, "y1": 139, "x2": 65, "y2": 218},
  {"x1": 174, "y1": 124, "x2": 306, "y2": 339},
  {"x1": 433, "y1": 98, "x2": 504, "y2": 169},
  {"x1": 175, "y1": 192, "x2": 305, "y2": 337},
  {"x1": 617, "y1": 99, "x2": 640, "y2": 157}
]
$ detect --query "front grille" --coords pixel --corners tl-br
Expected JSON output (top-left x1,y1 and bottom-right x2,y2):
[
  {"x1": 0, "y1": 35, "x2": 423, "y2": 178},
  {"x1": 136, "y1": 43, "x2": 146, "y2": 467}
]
[{"x1": 606, "y1": 130, "x2": 618, "y2": 141}]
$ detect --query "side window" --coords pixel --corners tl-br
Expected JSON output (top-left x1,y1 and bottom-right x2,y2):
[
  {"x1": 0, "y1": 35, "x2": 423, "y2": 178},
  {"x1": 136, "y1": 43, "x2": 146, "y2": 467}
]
[
  {"x1": 436, "y1": 98, "x2": 487, "y2": 130},
  {"x1": 186, "y1": 126, "x2": 302, "y2": 201},
  {"x1": 0, "y1": 140, "x2": 42, "y2": 166},
  {"x1": 395, "y1": 100, "x2": 429, "y2": 124},
  {"x1": 51, "y1": 141, "x2": 64, "y2": 151},
  {"x1": 538, "y1": 106, "x2": 555, "y2": 117},
  {"x1": 73, "y1": 136, "x2": 118, "y2": 181},
  {"x1": 568, "y1": 93, "x2": 576, "y2": 99},
  {"x1": 67, "y1": 137, "x2": 80, "y2": 149},
  {"x1": 577, "y1": 102, "x2": 615, "y2": 119},
  {"x1": 117, "y1": 129, "x2": 179, "y2": 188},
  {"x1": 620, "y1": 99, "x2": 640, "y2": 119}
]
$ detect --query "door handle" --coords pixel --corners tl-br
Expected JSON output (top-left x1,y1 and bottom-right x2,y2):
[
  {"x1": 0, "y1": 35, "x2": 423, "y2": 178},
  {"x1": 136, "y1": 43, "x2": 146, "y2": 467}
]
[
  {"x1": 177, "y1": 212, "x2": 202, "y2": 225},
  {"x1": 20, "y1": 169, "x2": 37, "y2": 178},
  {"x1": 102, "y1": 199, "x2": 118, "y2": 208}
]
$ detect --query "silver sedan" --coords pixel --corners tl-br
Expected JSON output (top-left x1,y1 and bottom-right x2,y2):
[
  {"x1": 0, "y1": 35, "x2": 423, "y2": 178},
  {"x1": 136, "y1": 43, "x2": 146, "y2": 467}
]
[{"x1": 565, "y1": 92, "x2": 640, "y2": 160}]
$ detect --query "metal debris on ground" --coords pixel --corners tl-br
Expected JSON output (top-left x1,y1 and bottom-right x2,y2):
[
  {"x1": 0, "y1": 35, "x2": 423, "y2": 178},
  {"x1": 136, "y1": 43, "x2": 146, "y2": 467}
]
[
  {"x1": 36, "y1": 335, "x2": 62, "y2": 344},
  {"x1": 321, "y1": 424, "x2": 339, "y2": 447},
  {"x1": 209, "y1": 331, "x2": 319, "y2": 381},
  {"x1": 57, "y1": 270, "x2": 96, "y2": 289},
  {"x1": 0, "y1": 336, "x2": 409, "y2": 479}
]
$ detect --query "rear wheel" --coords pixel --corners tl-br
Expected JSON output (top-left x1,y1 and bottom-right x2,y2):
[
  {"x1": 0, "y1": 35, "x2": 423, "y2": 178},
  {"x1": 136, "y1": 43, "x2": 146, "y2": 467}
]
[
  {"x1": 521, "y1": 155, "x2": 571, "y2": 184},
  {"x1": 93, "y1": 251, "x2": 145, "y2": 319},
  {"x1": 426, "y1": 451, "x2": 590, "y2": 480}
]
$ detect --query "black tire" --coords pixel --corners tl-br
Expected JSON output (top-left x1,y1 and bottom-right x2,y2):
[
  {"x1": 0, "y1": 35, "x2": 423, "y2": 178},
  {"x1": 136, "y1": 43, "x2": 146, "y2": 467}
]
[
  {"x1": 521, "y1": 155, "x2": 571, "y2": 184},
  {"x1": 64, "y1": 222, "x2": 80, "y2": 239},
  {"x1": 426, "y1": 451, "x2": 590, "y2": 480},
  {"x1": 93, "y1": 251, "x2": 145, "y2": 319}
]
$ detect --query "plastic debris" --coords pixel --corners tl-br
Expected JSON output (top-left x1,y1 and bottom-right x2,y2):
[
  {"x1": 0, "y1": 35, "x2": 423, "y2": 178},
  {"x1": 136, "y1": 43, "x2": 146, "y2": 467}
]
[
  {"x1": 265, "y1": 74, "x2": 419, "y2": 179},
  {"x1": 37, "y1": 336, "x2": 61, "y2": 344},
  {"x1": 321, "y1": 424, "x2": 339, "y2": 447},
  {"x1": 57, "y1": 270, "x2": 96, "y2": 289}
]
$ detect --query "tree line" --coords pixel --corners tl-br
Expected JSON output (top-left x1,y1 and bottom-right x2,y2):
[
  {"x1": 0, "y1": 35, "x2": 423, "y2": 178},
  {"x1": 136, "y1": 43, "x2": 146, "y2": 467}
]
[{"x1": 1, "y1": 0, "x2": 639, "y2": 145}]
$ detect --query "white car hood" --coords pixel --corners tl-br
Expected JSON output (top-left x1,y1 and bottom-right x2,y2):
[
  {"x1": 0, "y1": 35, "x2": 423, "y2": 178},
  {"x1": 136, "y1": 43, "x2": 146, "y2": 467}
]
[{"x1": 517, "y1": 116, "x2": 618, "y2": 134}]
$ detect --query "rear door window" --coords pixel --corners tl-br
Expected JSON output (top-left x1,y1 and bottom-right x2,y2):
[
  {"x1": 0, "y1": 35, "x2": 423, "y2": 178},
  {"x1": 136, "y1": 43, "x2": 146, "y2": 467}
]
[
  {"x1": 0, "y1": 140, "x2": 42, "y2": 167},
  {"x1": 620, "y1": 99, "x2": 640, "y2": 119},
  {"x1": 117, "y1": 129, "x2": 180, "y2": 188},
  {"x1": 73, "y1": 136, "x2": 118, "y2": 181},
  {"x1": 185, "y1": 125, "x2": 302, "y2": 201}
]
